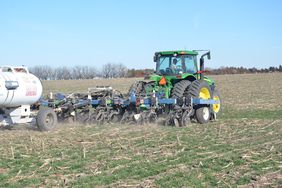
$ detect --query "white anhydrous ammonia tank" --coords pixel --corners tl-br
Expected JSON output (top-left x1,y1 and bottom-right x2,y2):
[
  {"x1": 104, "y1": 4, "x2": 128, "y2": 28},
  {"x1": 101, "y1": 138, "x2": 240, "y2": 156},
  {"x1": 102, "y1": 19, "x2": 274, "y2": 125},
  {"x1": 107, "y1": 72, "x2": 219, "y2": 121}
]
[{"x1": 0, "y1": 66, "x2": 43, "y2": 108}]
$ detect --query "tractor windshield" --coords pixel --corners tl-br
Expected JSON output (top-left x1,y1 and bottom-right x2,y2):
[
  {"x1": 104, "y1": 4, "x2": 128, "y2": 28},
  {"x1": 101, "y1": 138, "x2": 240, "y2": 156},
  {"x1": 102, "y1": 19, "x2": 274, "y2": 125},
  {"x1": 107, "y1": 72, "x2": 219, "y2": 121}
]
[{"x1": 156, "y1": 55, "x2": 197, "y2": 75}]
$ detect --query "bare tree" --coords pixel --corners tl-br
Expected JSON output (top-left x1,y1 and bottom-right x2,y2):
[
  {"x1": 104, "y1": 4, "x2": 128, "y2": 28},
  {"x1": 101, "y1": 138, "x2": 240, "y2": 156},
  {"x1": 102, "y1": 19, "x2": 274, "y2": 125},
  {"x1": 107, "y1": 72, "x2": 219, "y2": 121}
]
[
  {"x1": 84, "y1": 66, "x2": 98, "y2": 79},
  {"x1": 101, "y1": 63, "x2": 127, "y2": 78},
  {"x1": 72, "y1": 66, "x2": 83, "y2": 79},
  {"x1": 55, "y1": 67, "x2": 72, "y2": 80},
  {"x1": 116, "y1": 63, "x2": 128, "y2": 77},
  {"x1": 29, "y1": 65, "x2": 54, "y2": 80},
  {"x1": 101, "y1": 63, "x2": 113, "y2": 78},
  {"x1": 81, "y1": 66, "x2": 95, "y2": 79}
]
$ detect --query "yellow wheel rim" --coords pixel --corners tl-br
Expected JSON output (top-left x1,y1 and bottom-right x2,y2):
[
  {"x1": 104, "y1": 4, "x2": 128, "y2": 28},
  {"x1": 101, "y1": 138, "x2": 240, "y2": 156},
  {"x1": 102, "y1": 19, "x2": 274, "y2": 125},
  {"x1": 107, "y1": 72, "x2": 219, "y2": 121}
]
[
  {"x1": 213, "y1": 95, "x2": 221, "y2": 113},
  {"x1": 199, "y1": 87, "x2": 211, "y2": 99}
]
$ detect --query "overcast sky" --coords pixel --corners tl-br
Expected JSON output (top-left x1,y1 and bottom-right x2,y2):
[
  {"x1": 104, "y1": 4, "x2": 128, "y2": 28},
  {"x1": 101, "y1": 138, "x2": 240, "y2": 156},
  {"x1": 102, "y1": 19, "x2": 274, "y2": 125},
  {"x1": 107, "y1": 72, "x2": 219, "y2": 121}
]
[{"x1": 0, "y1": 0, "x2": 281, "y2": 69}]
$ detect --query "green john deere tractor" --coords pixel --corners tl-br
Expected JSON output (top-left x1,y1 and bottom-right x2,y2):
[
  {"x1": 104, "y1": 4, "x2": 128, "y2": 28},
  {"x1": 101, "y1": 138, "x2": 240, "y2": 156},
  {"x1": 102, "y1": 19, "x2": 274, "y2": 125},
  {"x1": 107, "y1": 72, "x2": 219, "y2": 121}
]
[{"x1": 130, "y1": 50, "x2": 221, "y2": 124}]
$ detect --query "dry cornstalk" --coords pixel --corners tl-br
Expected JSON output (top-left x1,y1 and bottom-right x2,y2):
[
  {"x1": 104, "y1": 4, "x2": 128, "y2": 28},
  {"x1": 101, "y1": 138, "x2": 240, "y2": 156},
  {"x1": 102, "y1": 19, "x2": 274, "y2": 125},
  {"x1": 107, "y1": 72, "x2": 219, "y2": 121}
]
[
  {"x1": 176, "y1": 134, "x2": 181, "y2": 146},
  {"x1": 41, "y1": 139, "x2": 45, "y2": 152},
  {"x1": 83, "y1": 144, "x2": 86, "y2": 158},
  {"x1": 10, "y1": 145, "x2": 14, "y2": 159}
]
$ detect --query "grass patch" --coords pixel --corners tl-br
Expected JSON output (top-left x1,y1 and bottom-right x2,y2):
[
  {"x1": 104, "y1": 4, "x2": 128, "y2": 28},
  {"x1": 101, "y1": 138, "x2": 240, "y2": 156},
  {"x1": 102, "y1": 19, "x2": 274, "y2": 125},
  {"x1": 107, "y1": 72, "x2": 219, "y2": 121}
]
[
  {"x1": 0, "y1": 119, "x2": 281, "y2": 187},
  {"x1": 221, "y1": 108, "x2": 282, "y2": 120}
]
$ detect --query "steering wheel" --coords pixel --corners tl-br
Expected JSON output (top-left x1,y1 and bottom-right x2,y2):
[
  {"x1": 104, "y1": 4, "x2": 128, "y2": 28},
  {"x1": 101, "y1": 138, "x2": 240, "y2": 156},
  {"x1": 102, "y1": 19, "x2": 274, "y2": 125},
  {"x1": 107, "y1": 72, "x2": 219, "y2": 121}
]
[
  {"x1": 166, "y1": 68, "x2": 173, "y2": 74},
  {"x1": 160, "y1": 69, "x2": 166, "y2": 75}
]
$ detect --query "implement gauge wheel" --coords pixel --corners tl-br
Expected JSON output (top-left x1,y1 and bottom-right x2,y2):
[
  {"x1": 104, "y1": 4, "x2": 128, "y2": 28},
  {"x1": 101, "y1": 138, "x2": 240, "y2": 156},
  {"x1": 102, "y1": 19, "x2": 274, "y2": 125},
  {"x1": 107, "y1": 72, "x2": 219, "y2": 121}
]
[
  {"x1": 195, "y1": 106, "x2": 211, "y2": 124},
  {"x1": 36, "y1": 107, "x2": 58, "y2": 131}
]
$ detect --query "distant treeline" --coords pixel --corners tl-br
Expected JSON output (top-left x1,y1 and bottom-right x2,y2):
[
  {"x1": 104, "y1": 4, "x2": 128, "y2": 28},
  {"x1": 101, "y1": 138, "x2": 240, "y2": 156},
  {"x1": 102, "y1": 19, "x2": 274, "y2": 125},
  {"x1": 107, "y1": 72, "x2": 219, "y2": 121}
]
[
  {"x1": 206, "y1": 65, "x2": 282, "y2": 75},
  {"x1": 29, "y1": 64, "x2": 282, "y2": 80},
  {"x1": 29, "y1": 63, "x2": 127, "y2": 80}
]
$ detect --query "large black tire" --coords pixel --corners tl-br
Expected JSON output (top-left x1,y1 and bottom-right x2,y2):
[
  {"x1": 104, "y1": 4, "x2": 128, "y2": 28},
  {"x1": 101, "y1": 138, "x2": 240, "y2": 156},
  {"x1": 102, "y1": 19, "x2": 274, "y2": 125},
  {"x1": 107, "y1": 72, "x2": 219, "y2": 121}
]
[
  {"x1": 171, "y1": 80, "x2": 192, "y2": 106},
  {"x1": 187, "y1": 80, "x2": 212, "y2": 99},
  {"x1": 36, "y1": 107, "x2": 58, "y2": 131},
  {"x1": 187, "y1": 80, "x2": 212, "y2": 124}
]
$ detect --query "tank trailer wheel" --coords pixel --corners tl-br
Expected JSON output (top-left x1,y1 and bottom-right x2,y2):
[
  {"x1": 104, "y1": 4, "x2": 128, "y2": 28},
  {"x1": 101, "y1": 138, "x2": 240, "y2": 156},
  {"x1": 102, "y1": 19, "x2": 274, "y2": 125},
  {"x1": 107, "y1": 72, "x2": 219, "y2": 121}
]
[{"x1": 36, "y1": 107, "x2": 58, "y2": 131}]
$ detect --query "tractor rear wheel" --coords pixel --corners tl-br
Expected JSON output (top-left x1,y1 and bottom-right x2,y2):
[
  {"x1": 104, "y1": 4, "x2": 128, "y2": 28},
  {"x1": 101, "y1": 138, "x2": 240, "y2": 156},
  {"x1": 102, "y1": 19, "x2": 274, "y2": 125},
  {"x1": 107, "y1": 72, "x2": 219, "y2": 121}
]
[
  {"x1": 187, "y1": 80, "x2": 212, "y2": 99},
  {"x1": 187, "y1": 80, "x2": 212, "y2": 124},
  {"x1": 171, "y1": 80, "x2": 192, "y2": 105}
]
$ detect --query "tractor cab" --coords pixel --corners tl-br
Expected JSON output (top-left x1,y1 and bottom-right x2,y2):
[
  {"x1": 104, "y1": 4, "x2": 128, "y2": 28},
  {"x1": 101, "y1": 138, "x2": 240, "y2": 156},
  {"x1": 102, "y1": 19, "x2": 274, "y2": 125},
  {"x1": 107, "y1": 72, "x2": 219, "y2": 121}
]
[
  {"x1": 149, "y1": 50, "x2": 213, "y2": 99},
  {"x1": 154, "y1": 51, "x2": 198, "y2": 76}
]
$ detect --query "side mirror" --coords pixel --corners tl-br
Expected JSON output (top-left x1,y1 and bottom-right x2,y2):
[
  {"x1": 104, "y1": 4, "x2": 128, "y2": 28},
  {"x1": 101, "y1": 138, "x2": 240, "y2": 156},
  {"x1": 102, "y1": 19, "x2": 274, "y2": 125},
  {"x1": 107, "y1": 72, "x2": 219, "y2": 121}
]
[
  {"x1": 207, "y1": 52, "x2": 211, "y2": 60},
  {"x1": 153, "y1": 55, "x2": 157, "y2": 62}
]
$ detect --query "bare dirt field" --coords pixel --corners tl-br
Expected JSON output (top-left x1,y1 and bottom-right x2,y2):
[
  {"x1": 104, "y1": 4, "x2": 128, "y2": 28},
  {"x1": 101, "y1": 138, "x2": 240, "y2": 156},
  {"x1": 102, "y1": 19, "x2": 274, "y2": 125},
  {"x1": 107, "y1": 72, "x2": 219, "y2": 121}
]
[{"x1": 0, "y1": 73, "x2": 281, "y2": 187}]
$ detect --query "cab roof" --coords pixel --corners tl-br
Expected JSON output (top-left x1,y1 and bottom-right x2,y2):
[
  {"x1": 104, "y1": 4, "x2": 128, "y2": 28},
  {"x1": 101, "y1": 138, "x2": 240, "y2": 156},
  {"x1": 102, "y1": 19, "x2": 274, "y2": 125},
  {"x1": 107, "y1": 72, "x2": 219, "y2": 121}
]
[{"x1": 156, "y1": 50, "x2": 198, "y2": 56}]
